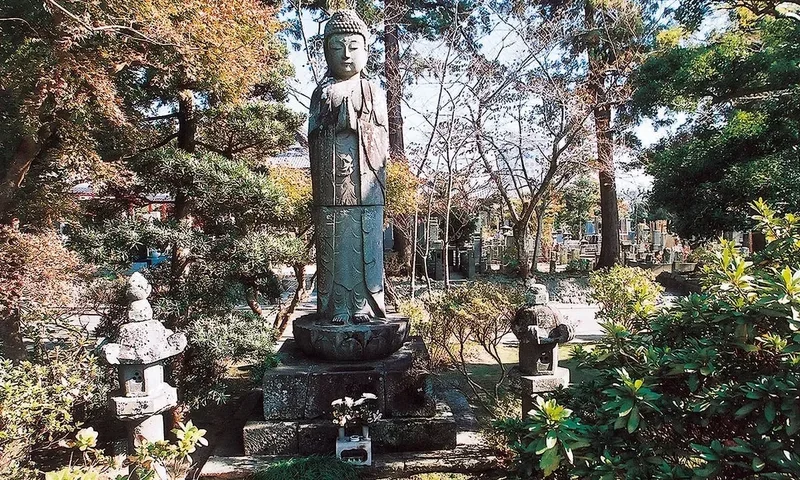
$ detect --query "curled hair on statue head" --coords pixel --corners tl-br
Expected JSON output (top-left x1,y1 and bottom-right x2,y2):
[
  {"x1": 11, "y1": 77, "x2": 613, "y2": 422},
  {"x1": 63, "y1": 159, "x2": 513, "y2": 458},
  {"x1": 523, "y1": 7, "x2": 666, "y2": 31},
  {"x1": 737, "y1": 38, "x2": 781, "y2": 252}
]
[{"x1": 323, "y1": 9, "x2": 370, "y2": 43}]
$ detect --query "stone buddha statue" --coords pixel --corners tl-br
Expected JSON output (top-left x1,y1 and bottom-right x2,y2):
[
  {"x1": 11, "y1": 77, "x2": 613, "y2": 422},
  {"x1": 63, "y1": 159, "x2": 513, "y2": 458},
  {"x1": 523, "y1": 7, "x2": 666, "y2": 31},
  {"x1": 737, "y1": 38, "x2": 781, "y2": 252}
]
[{"x1": 309, "y1": 10, "x2": 388, "y2": 325}]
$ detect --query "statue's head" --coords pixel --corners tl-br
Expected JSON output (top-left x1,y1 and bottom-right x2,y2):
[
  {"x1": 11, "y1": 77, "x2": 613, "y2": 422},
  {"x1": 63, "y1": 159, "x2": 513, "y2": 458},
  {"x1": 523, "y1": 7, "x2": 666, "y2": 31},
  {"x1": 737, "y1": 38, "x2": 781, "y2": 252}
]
[{"x1": 323, "y1": 10, "x2": 369, "y2": 80}]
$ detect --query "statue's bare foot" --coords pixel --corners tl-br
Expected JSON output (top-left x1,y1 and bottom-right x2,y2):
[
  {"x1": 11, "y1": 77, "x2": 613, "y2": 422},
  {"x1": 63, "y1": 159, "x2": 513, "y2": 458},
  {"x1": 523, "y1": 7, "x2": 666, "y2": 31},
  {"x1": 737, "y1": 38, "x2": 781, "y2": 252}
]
[
  {"x1": 353, "y1": 314, "x2": 370, "y2": 324},
  {"x1": 332, "y1": 313, "x2": 349, "y2": 325}
]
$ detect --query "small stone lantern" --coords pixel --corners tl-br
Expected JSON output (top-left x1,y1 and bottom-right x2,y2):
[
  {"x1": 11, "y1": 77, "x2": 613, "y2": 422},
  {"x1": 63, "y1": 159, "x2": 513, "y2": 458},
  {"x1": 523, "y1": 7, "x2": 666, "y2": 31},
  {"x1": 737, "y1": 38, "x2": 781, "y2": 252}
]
[
  {"x1": 101, "y1": 273, "x2": 187, "y2": 467},
  {"x1": 512, "y1": 283, "x2": 574, "y2": 418}
]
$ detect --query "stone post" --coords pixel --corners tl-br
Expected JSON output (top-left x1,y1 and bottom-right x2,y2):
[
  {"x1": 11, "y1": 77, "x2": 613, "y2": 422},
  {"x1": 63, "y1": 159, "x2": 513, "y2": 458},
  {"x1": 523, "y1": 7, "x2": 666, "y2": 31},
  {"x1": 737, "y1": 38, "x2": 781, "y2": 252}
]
[
  {"x1": 101, "y1": 273, "x2": 187, "y2": 476},
  {"x1": 513, "y1": 283, "x2": 574, "y2": 418}
]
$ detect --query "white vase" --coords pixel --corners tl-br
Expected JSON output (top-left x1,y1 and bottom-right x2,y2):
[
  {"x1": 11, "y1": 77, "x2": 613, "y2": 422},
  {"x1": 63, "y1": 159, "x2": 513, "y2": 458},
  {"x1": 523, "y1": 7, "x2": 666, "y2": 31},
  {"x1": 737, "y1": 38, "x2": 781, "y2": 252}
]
[
  {"x1": 361, "y1": 425, "x2": 370, "y2": 439},
  {"x1": 338, "y1": 426, "x2": 346, "y2": 439}
]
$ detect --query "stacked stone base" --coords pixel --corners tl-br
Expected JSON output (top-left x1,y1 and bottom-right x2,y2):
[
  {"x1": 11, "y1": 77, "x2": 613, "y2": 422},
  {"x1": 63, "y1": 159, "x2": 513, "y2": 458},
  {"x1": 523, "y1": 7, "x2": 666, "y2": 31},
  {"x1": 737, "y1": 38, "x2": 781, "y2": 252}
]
[
  {"x1": 247, "y1": 337, "x2": 457, "y2": 456},
  {"x1": 243, "y1": 412, "x2": 456, "y2": 455}
]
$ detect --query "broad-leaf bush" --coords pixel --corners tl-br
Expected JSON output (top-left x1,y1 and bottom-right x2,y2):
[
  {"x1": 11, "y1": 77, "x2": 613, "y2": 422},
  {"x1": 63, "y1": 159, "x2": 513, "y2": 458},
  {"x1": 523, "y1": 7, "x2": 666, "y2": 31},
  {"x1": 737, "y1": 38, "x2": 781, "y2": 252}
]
[
  {"x1": 496, "y1": 201, "x2": 800, "y2": 478},
  {"x1": 496, "y1": 397, "x2": 591, "y2": 477},
  {"x1": 0, "y1": 353, "x2": 99, "y2": 479},
  {"x1": 43, "y1": 421, "x2": 207, "y2": 480}
]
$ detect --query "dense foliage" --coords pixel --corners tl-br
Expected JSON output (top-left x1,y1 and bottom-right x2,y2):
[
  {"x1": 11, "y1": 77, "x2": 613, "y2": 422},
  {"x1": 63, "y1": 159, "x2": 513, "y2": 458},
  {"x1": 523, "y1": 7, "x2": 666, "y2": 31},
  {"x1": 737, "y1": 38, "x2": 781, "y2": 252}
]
[
  {"x1": 496, "y1": 202, "x2": 800, "y2": 478},
  {"x1": 2, "y1": 1, "x2": 306, "y2": 475},
  {"x1": 73, "y1": 148, "x2": 303, "y2": 407},
  {"x1": 0, "y1": 228, "x2": 103, "y2": 479},
  {"x1": 0, "y1": 355, "x2": 100, "y2": 479},
  {"x1": 416, "y1": 282, "x2": 525, "y2": 411},
  {"x1": 635, "y1": 5, "x2": 800, "y2": 240},
  {"x1": 555, "y1": 175, "x2": 599, "y2": 241},
  {"x1": 43, "y1": 421, "x2": 207, "y2": 480}
]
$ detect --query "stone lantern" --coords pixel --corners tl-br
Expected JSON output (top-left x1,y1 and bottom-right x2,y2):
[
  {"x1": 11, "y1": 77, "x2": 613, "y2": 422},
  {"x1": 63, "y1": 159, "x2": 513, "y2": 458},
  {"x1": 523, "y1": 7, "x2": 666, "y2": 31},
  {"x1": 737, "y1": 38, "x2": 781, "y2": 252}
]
[
  {"x1": 101, "y1": 273, "x2": 187, "y2": 463},
  {"x1": 512, "y1": 283, "x2": 574, "y2": 418}
]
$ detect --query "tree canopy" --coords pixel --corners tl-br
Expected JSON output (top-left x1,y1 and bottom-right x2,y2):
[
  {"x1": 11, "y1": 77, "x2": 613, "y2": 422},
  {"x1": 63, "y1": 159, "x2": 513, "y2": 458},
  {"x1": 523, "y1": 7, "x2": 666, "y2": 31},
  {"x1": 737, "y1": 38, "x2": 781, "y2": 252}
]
[{"x1": 634, "y1": 6, "x2": 800, "y2": 240}]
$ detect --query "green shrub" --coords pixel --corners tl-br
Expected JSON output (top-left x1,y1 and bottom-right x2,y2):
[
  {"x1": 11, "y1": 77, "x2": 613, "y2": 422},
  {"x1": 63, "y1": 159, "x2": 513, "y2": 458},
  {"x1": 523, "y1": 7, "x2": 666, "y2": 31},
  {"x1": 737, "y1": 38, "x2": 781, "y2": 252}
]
[
  {"x1": 422, "y1": 282, "x2": 525, "y2": 411},
  {"x1": 399, "y1": 298, "x2": 429, "y2": 332},
  {"x1": 589, "y1": 265, "x2": 663, "y2": 332},
  {"x1": 565, "y1": 258, "x2": 591, "y2": 273},
  {"x1": 686, "y1": 242, "x2": 722, "y2": 266},
  {"x1": 496, "y1": 397, "x2": 591, "y2": 477},
  {"x1": 188, "y1": 312, "x2": 276, "y2": 365},
  {"x1": 495, "y1": 201, "x2": 800, "y2": 478},
  {"x1": 43, "y1": 421, "x2": 207, "y2": 480},
  {"x1": 0, "y1": 351, "x2": 99, "y2": 479},
  {"x1": 0, "y1": 229, "x2": 104, "y2": 479},
  {"x1": 253, "y1": 456, "x2": 360, "y2": 480},
  {"x1": 248, "y1": 355, "x2": 280, "y2": 385},
  {"x1": 182, "y1": 311, "x2": 277, "y2": 407}
]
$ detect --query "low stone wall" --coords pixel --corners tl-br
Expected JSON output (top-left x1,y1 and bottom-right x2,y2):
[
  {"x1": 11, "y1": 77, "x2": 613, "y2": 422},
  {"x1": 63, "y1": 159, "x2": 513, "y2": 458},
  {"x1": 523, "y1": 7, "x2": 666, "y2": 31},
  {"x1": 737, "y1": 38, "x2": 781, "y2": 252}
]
[{"x1": 536, "y1": 274, "x2": 592, "y2": 304}]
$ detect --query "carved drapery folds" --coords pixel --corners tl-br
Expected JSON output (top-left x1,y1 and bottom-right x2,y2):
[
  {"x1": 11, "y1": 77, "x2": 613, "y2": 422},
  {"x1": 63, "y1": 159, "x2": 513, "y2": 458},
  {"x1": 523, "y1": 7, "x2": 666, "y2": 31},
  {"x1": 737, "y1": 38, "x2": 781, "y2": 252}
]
[{"x1": 309, "y1": 14, "x2": 389, "y2": 325}]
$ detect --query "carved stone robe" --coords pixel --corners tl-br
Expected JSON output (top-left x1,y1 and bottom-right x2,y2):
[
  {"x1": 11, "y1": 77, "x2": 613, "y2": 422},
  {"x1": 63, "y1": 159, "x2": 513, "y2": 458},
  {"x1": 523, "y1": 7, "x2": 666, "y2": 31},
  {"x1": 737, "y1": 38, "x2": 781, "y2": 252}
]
[{"x1": 309, "y1": 76, "x2": 388, "y2": 322}]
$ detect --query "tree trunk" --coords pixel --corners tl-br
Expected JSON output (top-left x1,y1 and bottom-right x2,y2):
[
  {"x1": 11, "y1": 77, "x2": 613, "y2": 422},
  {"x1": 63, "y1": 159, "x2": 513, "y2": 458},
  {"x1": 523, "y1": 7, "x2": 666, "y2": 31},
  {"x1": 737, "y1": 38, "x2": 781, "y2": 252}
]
[
  {"x1": 443, "y1": 169, "x2": 453, "y2": 290},
  {"x1": 410, "y1": 206, "x2": 419, "y2": 298},
  {"x1": 1, "y1": 309, "x2": 26, "y2": 362},
  {"x1": 275, "y1": 263, "x2": 307, "y2": 336},
  {"x1": 531, "y1": 204, "x2": 546, "y2": 274},
  {"x1": 0, "y1": 135, "x2": 40, "y2": 222},
  {"x1": 385, "y1": 0, "x2": 412, "y2": 273},
  {"x1": 392, "y1": 219, "x2": 411, "y2": 274},
  {"x1": 168, "y1": 90, "x2": 196, "y2": 428},
  {"x1": 594, "y1": 102, "x2": 620, "y2": 268},
  {"x1": 246, "y1": 286, "x2": 264, "y2": 317},
  {"x1": 423, "y1": 190, "x2": 435, "y2": 295},
  {"x1": 513, "y1": 223, "x2": 530, "y2": 279},
  {"x1": 384, "y1": 0, "x2": 405, "y2": 161},
  {"x1": 170, "y1": 90, "x2": 196, "y2": 289},
  {"x1": 586, "y1": 2, "x2": 620, "y2": 269},
  {"x1": 383, "y1": 270, "x2": 398, "y2": 309}
]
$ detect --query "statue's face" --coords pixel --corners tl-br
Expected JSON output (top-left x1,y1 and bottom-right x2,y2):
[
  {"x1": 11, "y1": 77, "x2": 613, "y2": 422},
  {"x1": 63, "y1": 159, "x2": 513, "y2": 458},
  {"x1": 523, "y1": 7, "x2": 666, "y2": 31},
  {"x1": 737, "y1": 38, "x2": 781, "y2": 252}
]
[{"x1": 325, "y1": 33, "x2": 367, "y2": 80}]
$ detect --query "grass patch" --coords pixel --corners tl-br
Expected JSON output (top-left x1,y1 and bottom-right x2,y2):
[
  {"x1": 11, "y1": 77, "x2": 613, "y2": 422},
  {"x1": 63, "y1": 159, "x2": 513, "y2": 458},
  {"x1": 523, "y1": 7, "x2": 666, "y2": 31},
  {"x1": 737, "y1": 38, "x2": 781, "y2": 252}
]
[
  {"x1": 561, "y1": 343, "x2": 599, "y2": 385},
  {"x1": 408, "y1": 474, "x2": 471, "y2": 479},
  {"x1": 254, "y1": 455, "x2": 361, "y2": 480}
]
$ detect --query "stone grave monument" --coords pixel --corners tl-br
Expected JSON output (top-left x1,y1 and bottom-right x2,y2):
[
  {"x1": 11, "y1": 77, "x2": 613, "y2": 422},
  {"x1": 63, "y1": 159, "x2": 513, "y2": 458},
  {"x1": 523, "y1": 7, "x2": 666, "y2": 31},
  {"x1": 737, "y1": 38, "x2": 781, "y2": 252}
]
[
  {"x1": 512, "y1": 283, "x2": 574, "y2": 418},
  {"x1": 243, "y1": 9, "x2": 456, "y2": 457}
]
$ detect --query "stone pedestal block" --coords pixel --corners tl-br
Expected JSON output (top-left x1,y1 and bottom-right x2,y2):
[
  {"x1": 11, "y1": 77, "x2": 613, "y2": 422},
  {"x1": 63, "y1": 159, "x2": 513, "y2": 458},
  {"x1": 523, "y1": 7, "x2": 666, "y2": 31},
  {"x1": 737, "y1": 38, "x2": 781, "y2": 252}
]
[
  {"x1": 370, "y1": 413, "x2": 457, "y2": 452},
  {"x1": 109, "y1": 385, "x2": 177, "y2": 418},
  {"x1": 243, "y1": 421, "x2": 297, "y2": 455},
  {"x1": 384, "y1": 369, "x2": 436, "y2": 418},
  {"x1": 243, "y1": 408, "x2": 457, "y2": 455},
  {"x1": 521, "y1": 367, "x2": 570, "y2": 419},
  {"x1": 253, "y1": 336, "x2": 455, "y2": 456},
  {"x1": 263, "y1": 338, "x2": 435, "y2": 421}
]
